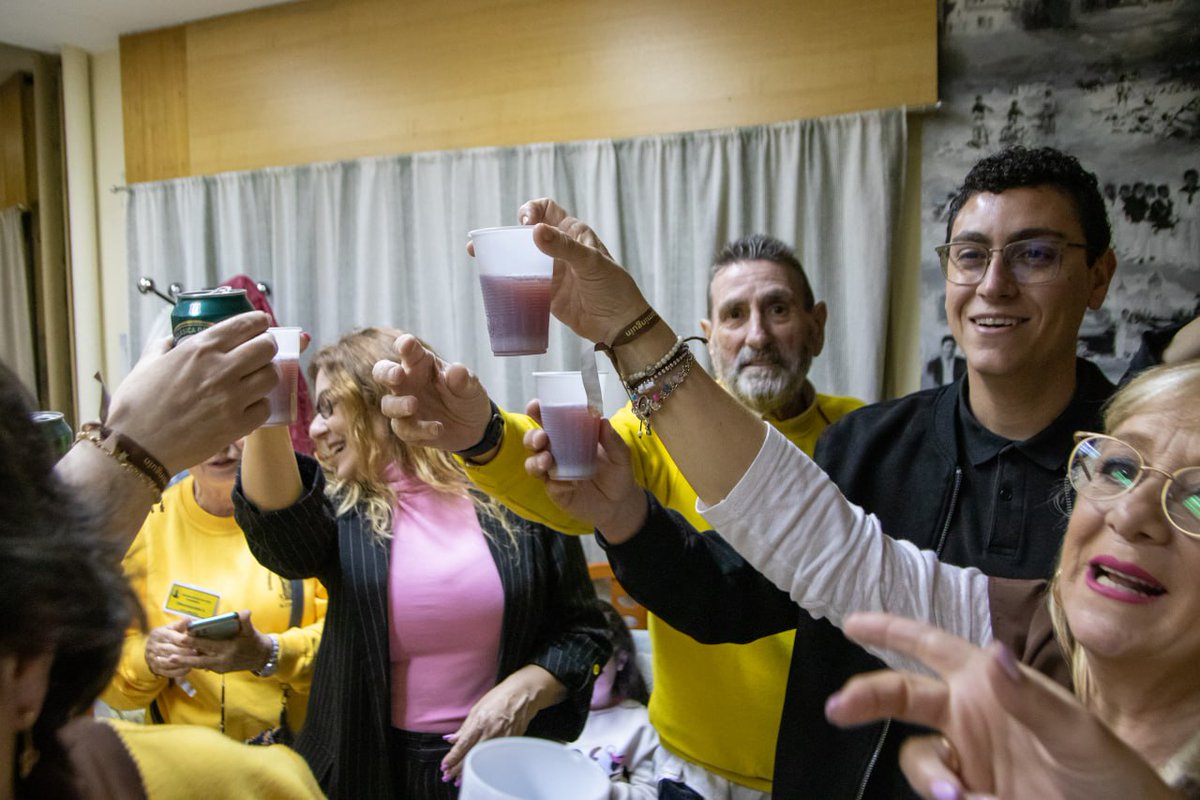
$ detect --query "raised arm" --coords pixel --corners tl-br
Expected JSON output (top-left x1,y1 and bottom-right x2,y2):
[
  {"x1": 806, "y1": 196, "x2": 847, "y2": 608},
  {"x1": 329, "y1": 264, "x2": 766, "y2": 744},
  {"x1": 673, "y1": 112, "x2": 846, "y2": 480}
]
[
  {"x1": 528, "y1": 220, "x2": 767, "y2": 507},
  {"x1": 55, "y1": 312, "x2": 277, "y2": 548},
  {"x1": 241, "y1": 425, "x2": 304, "y2": 511}
]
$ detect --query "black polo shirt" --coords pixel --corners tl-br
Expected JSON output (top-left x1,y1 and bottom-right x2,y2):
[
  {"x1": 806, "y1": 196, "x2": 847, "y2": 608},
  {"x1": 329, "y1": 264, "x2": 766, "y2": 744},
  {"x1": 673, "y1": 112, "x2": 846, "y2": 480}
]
[{"x1": 940, "y1": 359, "x2": 1115, "y2": 579}]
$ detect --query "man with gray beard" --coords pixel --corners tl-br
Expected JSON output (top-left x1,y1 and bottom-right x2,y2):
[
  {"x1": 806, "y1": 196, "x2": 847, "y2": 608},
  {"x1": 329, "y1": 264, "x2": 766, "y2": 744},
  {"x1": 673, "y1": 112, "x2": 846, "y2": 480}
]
[
  {"x1": 699, "y1": 234, "x2": 858, "y2": 427},
  {"x1": 374, "y1": 223, "x2": 862, "y2": 800}
]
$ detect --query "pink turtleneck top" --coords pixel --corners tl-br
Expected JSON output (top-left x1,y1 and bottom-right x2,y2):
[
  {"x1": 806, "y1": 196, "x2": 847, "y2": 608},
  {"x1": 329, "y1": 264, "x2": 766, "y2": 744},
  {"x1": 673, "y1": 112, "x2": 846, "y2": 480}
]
[{"x1": 386, "y1": 467, "x2": 503, "y2": 732}]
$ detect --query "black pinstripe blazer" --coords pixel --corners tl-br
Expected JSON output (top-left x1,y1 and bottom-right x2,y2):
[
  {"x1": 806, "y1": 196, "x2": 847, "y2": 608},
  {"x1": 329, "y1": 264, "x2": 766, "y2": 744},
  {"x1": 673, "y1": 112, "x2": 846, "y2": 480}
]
[{"x1": 234, "y1": 455, "x2": 610, "y2": 800}]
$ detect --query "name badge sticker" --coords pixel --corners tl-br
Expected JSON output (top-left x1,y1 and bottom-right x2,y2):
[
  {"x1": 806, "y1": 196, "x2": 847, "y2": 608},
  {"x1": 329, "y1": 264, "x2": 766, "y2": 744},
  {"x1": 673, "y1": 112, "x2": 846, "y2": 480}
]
[{"x1": 164, "y1": 582, "x2": 220, "y2": 619}]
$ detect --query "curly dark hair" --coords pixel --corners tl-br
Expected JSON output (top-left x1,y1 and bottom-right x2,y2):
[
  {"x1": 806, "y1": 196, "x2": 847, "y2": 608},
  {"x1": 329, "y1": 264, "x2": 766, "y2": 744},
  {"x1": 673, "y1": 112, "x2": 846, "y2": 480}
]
[
  {"x1": 0, "y1": 363, "x2": 140, "y2": 795},
  {"x1": 708, "y1": 234, "x2": 815, "y2": 316},
  {"x1": 944, "y1": 146, "x2": 1112, "y2": 265}
]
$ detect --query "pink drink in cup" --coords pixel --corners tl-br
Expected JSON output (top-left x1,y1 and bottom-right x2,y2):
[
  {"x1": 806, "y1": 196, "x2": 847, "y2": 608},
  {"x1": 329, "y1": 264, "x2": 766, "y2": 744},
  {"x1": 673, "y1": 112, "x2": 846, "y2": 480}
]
[
  {"x1": 478, "y1": 274, "x2": 552, "y2": 356},
  {"x1": 265, "y1": 327, "x2": 302, "y2": 427},
  {"x1": 539, "y1": 403, "x2": 601, "y2": 479},
  {"x1": 534, "y1": 371, "x2": 602, "y2": 480},
  {"x1": 470, "y1": 226, "x2": 554, "y2": 356}
]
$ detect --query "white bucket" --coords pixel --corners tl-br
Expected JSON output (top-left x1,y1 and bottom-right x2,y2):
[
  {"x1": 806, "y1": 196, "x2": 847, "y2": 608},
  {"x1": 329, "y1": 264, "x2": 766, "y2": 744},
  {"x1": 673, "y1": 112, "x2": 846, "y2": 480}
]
[{"x1": 459, "y1": 737, "x2": 610, "y2": 800}]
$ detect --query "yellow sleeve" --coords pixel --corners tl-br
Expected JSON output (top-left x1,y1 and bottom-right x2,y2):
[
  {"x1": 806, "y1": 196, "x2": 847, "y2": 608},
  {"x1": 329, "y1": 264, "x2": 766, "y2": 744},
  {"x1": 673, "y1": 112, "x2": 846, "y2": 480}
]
[
  {"x1": 100, "y1": 527, "x2": 168, "y2": 710},
  {"x1": 462, "y1": 405, "x2": 708, "y2": 534},
  {"x1": 462, "y1": 410, "x2": 594, "y2": 535},
  {"x1": 275, "y1": 579, "x2": 327, "y2": 689},
  {"x1": 108, "y1": 719, "x2": 325, "y2": 799}
]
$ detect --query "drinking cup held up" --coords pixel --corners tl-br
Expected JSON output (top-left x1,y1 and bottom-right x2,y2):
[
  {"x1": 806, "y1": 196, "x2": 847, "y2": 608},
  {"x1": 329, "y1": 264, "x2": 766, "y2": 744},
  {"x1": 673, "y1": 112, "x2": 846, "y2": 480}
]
[
  {"x1": 265, "y1": 327, "x2": 302, "y2": 426},
  {"x1": 469, "y1": 226, "x2": 554, "y2": 356}
]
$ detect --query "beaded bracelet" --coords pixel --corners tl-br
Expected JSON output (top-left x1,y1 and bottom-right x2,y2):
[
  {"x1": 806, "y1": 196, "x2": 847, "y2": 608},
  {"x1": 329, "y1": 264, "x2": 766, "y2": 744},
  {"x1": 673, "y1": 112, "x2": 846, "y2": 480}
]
[
  {"x1": 620, "y1": 334, "x2": 707, "y2": 386},
  {"x1": 627, "y1": 348, "x2": 696, "y2": 437},
  {"x1": 624, "y1": 345, "x2": 691, "y2": 398}
]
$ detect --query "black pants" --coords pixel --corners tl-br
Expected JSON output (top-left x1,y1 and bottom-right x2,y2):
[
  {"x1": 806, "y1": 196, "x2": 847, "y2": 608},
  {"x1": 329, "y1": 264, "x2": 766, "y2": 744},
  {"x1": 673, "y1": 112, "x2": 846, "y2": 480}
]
[{"x1": 388, "y1": 727, "x2": 457, "y2": 800}]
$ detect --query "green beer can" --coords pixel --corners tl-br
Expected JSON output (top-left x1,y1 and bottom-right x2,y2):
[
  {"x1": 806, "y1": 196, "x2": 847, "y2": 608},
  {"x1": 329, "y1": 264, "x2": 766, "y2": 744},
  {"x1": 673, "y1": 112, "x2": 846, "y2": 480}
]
[
  {"x1": 31, "y1": 411, "x2": 74, "y2": 460},
  {"x1": 170, "y1": 288, "x2": 255, "y2": 343}
]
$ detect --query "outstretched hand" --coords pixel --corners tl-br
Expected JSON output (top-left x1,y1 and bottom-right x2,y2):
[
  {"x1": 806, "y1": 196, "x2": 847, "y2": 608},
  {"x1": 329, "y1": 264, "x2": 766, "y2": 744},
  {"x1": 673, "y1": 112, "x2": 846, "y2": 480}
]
[
  {"x1": 825, "y1": 613, "x2": 1175, "y2": 800},
  {"x1": 106, "y1": 312, "x2": 277, "y2": 475},
  {"x1": 523, "y1": 400, "x2": 648, "y2": 543},
  {"x1": 373, "y1": 334, "x2": 494, "y2": 453}
]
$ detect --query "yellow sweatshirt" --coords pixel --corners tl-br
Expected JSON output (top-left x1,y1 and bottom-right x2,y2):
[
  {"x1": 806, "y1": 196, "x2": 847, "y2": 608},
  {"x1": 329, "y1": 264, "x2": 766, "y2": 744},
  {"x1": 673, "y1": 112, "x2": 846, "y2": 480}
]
[
  {"x1": 466, "y1": 393, "x2": 864, "y2": 791},
  {"x1": 106, "y1": 718, "x2": 325, "y2": 799},
  {"x1": 101, "y1": 476, "x2": 327, "y2": 742}
]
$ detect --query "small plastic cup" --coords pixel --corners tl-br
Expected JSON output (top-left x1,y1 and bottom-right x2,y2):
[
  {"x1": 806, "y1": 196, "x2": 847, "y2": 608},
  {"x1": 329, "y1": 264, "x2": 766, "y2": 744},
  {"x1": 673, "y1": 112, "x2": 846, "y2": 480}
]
[
  {"x1": 469, "y1": 226, "x2": 554, "y2": 356},
  {"x1": 534, "y1": 371, "x2": 601, "y2": 480},
  {"x1": 265, "y1": 327, "x2": 302, "y2": 426}
]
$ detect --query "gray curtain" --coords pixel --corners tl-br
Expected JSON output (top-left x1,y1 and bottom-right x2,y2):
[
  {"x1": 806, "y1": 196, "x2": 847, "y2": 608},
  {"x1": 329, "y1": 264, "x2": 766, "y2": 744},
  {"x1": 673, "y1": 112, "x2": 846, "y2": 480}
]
[
  {"x1": 127, "y1": 108, "x2": 906, "y2": 413},
  {"x1": 0, "y1": 206, "x2": 36, "y2": 395}
]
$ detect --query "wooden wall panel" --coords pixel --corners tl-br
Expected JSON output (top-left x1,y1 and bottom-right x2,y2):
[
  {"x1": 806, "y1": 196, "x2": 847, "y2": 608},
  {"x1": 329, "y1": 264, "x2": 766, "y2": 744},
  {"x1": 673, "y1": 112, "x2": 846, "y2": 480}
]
[
  {"x1": 121, "y1": 0, "x2": 936, "y2": 182},
  {"x1": 120, "y1": 26, "x2": 190, "y2": 183},
  {"x1": 0, "y1": 73, "x2": 36, "y2": 207}
]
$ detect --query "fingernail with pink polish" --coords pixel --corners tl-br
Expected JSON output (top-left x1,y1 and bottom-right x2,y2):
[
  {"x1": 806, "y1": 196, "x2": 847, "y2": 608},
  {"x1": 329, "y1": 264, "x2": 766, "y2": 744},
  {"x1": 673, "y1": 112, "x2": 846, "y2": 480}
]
[{"x1": 931, "y1": 779, "x2": 961, "y2": 800}]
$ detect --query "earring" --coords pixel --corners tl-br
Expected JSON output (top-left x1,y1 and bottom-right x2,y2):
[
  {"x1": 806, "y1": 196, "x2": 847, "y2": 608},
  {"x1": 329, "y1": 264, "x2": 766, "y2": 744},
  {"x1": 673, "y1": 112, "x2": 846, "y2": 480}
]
[{"x1": 18, "y1": 728, "x2": 39, "y2": 779}]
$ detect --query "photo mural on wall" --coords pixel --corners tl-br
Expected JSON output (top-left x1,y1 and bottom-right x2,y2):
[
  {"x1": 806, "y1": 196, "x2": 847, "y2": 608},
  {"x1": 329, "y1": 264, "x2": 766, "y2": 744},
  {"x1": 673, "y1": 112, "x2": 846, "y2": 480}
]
[{"x1": 920, "y1": 0, "x2": 1200, "y2": 387}]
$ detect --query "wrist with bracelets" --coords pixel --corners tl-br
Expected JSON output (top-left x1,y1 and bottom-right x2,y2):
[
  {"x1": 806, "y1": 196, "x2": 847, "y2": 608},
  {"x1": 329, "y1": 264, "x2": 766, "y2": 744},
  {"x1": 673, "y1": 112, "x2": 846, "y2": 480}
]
[
  {"x1": 76, "y1": 421, "x2": 170, "y2": 503},
  {"x1": 618, "y1": 335, "x2": 705, "y2": 437}
]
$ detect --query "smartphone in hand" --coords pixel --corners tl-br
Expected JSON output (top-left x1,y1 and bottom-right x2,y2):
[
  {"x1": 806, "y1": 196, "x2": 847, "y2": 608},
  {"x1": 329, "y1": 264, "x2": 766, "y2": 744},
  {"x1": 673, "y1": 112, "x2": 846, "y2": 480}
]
[{"x1": 187, "y1": 611, "x2": 241, "y2": 640}]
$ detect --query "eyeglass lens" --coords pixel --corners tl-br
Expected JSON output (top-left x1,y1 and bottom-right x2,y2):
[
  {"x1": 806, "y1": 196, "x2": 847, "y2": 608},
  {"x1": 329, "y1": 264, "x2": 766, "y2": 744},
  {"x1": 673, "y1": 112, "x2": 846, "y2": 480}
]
[
  {"x1": 1071, "y1": 436, "x2": 1200, "y2": 535},
  {"x1": 316, "y1": 394, "x2": 333, "y2": 419},
  {"x1": 942, "y1": 239, "x2": 1063, "y2": 284}
]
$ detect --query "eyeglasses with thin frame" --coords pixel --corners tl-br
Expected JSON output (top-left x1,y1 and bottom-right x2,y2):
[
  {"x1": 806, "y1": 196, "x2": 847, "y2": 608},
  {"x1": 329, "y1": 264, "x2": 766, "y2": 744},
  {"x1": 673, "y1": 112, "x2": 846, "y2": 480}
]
[
  {"x1": 315, "y1": 392, "x2": 336, "y2": 420},
  {"x1": 934, "y1": 238, "x2": 1087, "y2": 286},
  {"x1": 1068, "y1": 432, "x2": 1200, "y2": 538}
]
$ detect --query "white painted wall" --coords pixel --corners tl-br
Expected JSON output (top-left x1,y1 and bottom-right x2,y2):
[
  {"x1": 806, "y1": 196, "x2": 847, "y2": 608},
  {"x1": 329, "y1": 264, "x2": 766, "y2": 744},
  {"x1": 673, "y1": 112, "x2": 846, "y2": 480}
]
[
  {"x1": 61, "y1": 46, "x2": 104, "y2": 420},
  {"x1": 92, "y1": 48, "x2": 131, "y2": 383}
]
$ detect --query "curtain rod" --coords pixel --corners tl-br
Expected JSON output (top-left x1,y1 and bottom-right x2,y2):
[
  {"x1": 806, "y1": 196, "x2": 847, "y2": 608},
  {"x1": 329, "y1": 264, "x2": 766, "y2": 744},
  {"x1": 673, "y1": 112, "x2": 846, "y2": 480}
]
[
  {"x1": 106, "y1": 104, "x2": 940, "y2": 196},
  {"x1": 907, "y1": 100, "x2": 943, "y2": 114}
]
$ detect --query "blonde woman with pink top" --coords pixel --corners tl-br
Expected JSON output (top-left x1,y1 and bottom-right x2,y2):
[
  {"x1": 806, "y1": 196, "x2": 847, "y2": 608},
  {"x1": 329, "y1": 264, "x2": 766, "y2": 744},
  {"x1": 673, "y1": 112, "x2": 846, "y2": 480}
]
[{"x1": 235, "y1": 327, "x2": 610, "y2": 800}]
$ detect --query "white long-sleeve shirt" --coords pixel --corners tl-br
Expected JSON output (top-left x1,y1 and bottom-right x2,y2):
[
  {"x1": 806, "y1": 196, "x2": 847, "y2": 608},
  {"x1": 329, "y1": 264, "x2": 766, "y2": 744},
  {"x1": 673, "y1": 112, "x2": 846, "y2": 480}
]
[{"x1": 698, "y1": 425, "x2": 994, "y2": 674}]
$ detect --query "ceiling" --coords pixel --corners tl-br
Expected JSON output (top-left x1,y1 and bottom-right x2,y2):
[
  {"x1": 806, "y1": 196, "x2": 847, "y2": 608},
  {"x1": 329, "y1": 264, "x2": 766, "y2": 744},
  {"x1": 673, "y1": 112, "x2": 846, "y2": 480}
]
[{"x1": 0, "y1": 0, "x2": 296, "y2": 55}]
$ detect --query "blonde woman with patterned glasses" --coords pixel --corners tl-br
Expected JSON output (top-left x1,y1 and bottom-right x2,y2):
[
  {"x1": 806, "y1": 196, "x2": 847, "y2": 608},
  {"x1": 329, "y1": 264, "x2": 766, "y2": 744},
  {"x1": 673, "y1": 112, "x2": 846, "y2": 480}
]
[
  {"x1": 427, "y1": 211, "x2": 1200, "y2": 798},
  {"x1": 233, "y1": 327, "x2": 610, "y2": 800}
]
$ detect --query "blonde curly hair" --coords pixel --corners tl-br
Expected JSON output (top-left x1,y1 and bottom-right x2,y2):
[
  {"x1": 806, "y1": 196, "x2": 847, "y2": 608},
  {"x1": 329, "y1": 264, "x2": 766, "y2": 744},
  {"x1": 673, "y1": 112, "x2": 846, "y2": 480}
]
[{"x1": 309, "y1": 327, "x2": 511, "y2": 542}]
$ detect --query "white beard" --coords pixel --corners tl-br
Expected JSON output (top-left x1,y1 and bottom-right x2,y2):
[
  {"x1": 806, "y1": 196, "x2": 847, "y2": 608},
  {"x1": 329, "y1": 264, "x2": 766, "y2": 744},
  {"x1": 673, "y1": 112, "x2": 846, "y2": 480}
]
[{"x1": 717, "y1": 346, "x2": 810, "y2": 416}]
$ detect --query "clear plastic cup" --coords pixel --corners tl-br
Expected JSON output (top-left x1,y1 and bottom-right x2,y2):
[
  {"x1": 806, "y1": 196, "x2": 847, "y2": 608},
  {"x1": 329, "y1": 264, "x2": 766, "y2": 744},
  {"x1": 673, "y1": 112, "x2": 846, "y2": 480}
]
[
  {"x1": 459, "y1": 737, "x2": 609, "y2": 800},
  {"x1": 534, "y1": 371, "x2": 601, "y2": 480},
  {"x1": 469, "y1": 226, "x2": 554, "y2": 356},
  {"x1": 265, "y1": 327, "x2": 302, "y2": 426}
]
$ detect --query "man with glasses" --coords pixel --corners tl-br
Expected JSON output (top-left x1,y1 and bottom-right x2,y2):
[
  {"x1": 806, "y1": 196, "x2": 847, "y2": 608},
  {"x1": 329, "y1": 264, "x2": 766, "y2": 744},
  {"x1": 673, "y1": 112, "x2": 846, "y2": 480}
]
[{"x1": 769, "y1": 146, "x2": 1123, "y2": 797}]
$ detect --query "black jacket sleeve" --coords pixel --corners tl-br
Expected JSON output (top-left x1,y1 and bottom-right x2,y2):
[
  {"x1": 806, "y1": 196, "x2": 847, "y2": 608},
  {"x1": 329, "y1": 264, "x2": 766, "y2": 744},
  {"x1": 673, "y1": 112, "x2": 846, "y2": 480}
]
[
  {"x1": 601, "y1": 492, "x2": 799, "y2": 644},
  {"x1": 519, "y1": 527, "x2": 612, "y2": 741},
  {"x1": 233, "y1": 454, "x2": 339, "y2": 582}
]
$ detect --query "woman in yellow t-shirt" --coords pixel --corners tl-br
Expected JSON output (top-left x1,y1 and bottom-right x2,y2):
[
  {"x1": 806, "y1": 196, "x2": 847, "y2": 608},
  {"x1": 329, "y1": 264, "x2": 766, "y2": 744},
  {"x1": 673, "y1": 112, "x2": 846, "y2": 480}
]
[{"x1": 101, "y1": 439, "x2": 327, "y2": 742}]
